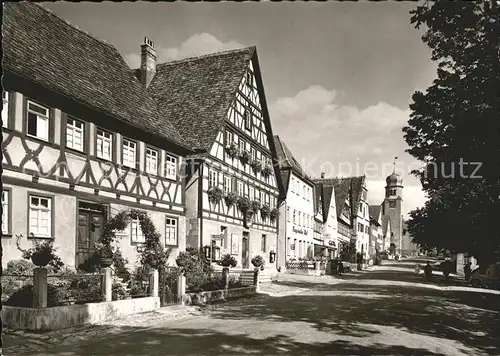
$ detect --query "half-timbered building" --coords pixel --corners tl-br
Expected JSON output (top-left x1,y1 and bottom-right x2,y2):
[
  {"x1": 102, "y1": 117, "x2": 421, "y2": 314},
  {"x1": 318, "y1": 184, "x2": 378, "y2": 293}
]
[
  {"x1": 369, "y1": 205, "x2": 384, "y2": 256},
  {"x1": 273, "y1": 135, "x2": 316, "y2": 268},
  {"x1": 2, "y1": 3, "x2": 191, "y2": 268},
  {"x1": 147, "y1": 47, "x2": 283, "y2": 272}
]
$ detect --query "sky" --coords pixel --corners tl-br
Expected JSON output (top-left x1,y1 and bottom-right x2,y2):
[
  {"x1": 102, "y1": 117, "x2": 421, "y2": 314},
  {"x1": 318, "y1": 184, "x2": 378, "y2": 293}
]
[{"x1": 43, "y1": 2, "x2": 435, "y2": 218}]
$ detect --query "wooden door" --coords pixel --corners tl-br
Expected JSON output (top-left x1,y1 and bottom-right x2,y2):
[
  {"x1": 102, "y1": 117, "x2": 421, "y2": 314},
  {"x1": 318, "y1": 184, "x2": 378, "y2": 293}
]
[
  {"x1": 75, "y1": 207, "x2": 105, "y2": 268},
  {"x1": 242, "y1": 233, "x2": 249, "y2": 269}
]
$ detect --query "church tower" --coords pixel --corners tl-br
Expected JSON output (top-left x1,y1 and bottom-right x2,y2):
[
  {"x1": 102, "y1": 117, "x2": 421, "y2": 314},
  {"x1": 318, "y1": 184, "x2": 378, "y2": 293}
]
[{"x1": 383, "y1": 165, "x2": 403, "y2": 254}]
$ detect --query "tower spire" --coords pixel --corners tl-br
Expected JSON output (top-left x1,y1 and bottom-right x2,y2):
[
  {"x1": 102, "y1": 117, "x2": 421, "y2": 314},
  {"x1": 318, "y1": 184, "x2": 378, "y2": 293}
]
[{"x1": 393, "y1": 156, "x2": 398, "y2": 173}]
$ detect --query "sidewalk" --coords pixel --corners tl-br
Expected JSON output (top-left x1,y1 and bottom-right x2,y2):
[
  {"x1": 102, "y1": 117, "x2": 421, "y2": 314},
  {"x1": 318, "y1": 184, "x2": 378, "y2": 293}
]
[{"x1": 2, "y1": 304, "x2": 202, "y2": 354}]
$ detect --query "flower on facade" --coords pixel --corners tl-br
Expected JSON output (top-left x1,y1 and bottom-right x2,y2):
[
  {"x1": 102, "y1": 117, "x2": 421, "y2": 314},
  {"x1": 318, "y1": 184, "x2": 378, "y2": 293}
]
[
  {"x1": 208, "y1": 187, "x2": 224, "y2": 205},
  {"x1": 238, "y1": 150, "x2": 251, "y2": 166},
  {"x1": 261, "y1": 164, "x2": 273, "y2": 177},
  {"x1": 251, "y1": 200, "x2": 261, "y2": 213},
  {"x1": 270, "y1": 207, "x2": 279, "y2": 222},
  {"x1": 224, "y1": 191, "x2": 239, "y2": 208},
  {"x1": 236, "y1": 196, "x2": 251, "y2": 213},
  {"x1": 250, "y1": 159, "x2": 263, "y2": 174},
  {"x1": 225, "y1": 142, "x2": 239, "y2": 159},
  {"x1": 260, "y1": 204, "x2": 271, "y2": 219}
]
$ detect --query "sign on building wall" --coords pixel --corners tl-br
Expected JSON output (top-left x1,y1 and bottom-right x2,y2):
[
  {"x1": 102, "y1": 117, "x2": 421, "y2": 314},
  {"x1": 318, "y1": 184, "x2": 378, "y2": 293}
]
[{"x1": 231, "y1": 233, "x2": 240, "y2": 255}]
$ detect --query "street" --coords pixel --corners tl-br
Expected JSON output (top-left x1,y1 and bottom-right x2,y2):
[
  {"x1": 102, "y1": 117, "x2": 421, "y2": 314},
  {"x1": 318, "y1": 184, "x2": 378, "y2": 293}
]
[{"x1": 5, "y1": 260, "x2": 500, "y2": 356}]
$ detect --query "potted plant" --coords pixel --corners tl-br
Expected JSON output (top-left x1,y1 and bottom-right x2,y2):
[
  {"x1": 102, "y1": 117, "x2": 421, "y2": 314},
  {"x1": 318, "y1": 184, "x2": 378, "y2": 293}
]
[
  {"x1": 236, "y1": 196, "x2": 251, "y2": 214},
  {"x1": 270, "y1": 207, "x2": 279, "y2": 222},
  {"x1": 95, "y1": 243, "x2": 114, "y2": 267},
  {"x1": 251, "y1": 255, "x2": 265, "y2": 271},
  {"x1": 261, "y1": 164, "x2": 273, "y2": 178},
  {"x1": 260, "y1": 204, "x2": 271, "y2": 220},
  {"x1": 219, "y1": 254, "x2": 237, "y2": 269},
  {"x1": 238, "y1": 150, "x2": 251, "y2": 166},
  {"x1": 16, "y1": 234, "x2": 64, "y2": 271},
  {"x1": 250, "y1": 159, "x2": 263, "y2": 174},
  {"x1": 224, "y1": 191, "x2": 239, "y2": 208},
  {"x1": 251, "y1": 200, "x2": 261, "y2": 213},
  {"x1": 225, "y1": 142, "x2": 239, "y2": 159},
  {"x1": 208, "y1": 187, "x2": 224, "y2": 205}
]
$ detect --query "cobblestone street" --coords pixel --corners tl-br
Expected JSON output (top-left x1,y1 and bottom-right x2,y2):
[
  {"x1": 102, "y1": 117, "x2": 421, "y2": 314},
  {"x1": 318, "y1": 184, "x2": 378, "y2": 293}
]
[{"x1": 4, "y1": 262, "x2": 500, "y2": 356}]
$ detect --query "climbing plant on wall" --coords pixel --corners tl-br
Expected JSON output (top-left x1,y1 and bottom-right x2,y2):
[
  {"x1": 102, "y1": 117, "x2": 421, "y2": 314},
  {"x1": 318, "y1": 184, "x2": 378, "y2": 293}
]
[{"x1": 87, "y1": 209, "x2": 172, "y2": 271}]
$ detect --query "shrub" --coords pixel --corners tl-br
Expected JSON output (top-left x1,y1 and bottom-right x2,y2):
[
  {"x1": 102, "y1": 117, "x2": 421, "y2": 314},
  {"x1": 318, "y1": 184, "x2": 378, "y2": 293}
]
[
  {"x1": 112, "y1": 281, "x2": 129, "y2": 301},
  {"x1": 4, "y1": 284, "x2": 63, "y2": 308}
]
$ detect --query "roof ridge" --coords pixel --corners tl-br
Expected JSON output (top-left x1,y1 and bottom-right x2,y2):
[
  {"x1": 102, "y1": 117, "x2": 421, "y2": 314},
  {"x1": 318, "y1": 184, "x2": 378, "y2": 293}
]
[
  {"x1": 157, "y1": 46, "x2": 256, "y2": 68},
  {"x1": 38, "y1": 3, "x2": 115, "y2": 50}
]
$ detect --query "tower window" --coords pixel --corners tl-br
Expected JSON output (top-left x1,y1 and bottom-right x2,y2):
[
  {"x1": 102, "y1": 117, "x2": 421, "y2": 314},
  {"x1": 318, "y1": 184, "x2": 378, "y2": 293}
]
[
  {"x1": 389, "y1": 201, "x2": 396, "y2": 208},
  {"x1": 390, "y1": 189, "x2": 396, "y2": 196}
]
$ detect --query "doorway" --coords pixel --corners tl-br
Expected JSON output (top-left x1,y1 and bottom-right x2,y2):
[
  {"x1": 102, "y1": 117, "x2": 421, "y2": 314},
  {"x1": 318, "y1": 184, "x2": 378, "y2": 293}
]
[
  {"x1": 75, "y1": 201, "x2": 106, "y2": 268},
  {"x1": 242, "y1": 232, "x2": 250, "y2": 269}
]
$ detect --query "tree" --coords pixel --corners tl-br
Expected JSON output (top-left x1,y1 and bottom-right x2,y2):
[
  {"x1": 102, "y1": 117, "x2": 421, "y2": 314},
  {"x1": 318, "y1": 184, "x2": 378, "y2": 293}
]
[{"x1": 403, "y1": 0, "x2": 500, "y2": 266}]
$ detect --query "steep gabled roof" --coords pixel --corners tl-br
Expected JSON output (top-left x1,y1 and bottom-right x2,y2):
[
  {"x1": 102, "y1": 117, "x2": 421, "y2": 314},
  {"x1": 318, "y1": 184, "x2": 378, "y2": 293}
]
[
  {"x1": 369, "y1": 205, "x2": 382, "y2": 220},
  {"x1": 148, "y1": 47, "x2": 254, "y2": 151},
  {"x1": 314, "y1": 184, "x2": 322, "y2": 215},
  {"x1": 3, "y1": 2, "x2": 187, "y2": 148},
  {"x1": 274, "y1": 135, "x2": 315, "y2": 197},
  {"x1": 321, "y1": 178, "x2": 351, "y2": 217},
  {"x1": 312, "y1": 179, "x2": 337, "y2": 223},
  {"x1": 350, "y1": 176, "x2": 366, "y2": 214}
]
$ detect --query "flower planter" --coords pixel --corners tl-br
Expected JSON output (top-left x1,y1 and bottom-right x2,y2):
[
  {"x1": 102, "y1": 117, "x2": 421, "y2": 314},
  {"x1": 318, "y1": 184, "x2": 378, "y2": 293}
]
[
  {"x1": 100, "y1": 258, "x2": 114, "y2": 267},
  {"x1": 31, "y1": 251, "x2": 52, "y2": 268}
]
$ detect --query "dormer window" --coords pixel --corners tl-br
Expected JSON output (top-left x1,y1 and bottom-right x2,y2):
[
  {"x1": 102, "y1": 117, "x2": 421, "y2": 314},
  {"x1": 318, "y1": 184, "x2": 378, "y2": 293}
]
[
  {"x1": 246, "y1": 71, "x2": 253, "y2": 88},
  {"x1": 244, "y1": 109, "x2": 252, "y2": 131}
]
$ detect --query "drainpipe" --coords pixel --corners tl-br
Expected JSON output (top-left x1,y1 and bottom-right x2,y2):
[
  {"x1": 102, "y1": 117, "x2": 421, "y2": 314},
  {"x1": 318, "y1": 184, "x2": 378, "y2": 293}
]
[{"x1": 198, "y1": 159, "x2": 204, "y2": 251}]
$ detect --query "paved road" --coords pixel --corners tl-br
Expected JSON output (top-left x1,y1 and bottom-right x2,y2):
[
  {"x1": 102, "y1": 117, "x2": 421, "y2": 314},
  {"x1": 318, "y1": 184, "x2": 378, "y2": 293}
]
[{"x1": 5, "y1": 260, "x2": 500, "y2": 356}]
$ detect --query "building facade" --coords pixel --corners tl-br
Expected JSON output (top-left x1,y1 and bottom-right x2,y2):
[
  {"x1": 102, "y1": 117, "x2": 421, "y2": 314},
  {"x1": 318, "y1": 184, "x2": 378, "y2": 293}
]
[
  {"x1": 2, "y1": 3, "x2": 190, "y2": 268},
  {"x1": 312, "y1": 177, "x2": 338, "y2": 259},
  {"x1": 353, "y1": 178, "x2": 370, "y2": 259},
  {"x1": 274, "y1": 136, "x2": 315, "y2": 265},
  {"x1": 147, "y1": 47, "x2": 281, "y2": 271},
  {"x1": 381, "y1": 172, "x2": 404, "y2": 255},
  {"x1": 369, "y1": 205, "x2": 383, "y2": 256}
]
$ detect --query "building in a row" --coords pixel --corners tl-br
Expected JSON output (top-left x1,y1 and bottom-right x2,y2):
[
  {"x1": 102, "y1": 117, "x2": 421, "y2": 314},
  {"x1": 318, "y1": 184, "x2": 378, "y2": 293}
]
[
  {"x1": 312, "y1": 176, "x2": 338, "y2": 259},
  {"x1": 2, "y1": 2, "x2": 282, "y2": 273},
  {"x1": 274, "y1": 135, "x2": 316, "y2": 267},
  {"x1": 368, "y1": 205, "x2": 383, "y2": 256},
  {"x1": 2, "y1": 2, "x2": 191, "y2": 269}
]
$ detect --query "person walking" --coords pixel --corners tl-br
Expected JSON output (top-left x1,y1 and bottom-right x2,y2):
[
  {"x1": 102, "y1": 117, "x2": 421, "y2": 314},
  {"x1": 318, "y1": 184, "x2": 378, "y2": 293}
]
[
  {"x1": 464, "y1": 262, "x2": 472, "y2": 282},
  {"x1": 424, "y1": 262, "x2": 433, "y2": 281}
]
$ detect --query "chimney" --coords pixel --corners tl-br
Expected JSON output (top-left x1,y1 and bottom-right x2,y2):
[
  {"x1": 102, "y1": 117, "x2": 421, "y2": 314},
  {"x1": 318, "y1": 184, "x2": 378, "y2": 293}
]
[
  {"x1": 321, "y1": 172, "x2": 325, "y2": 179},
  {"x1": 140, "y1": 37, "x2": 156, "y2": 88}
]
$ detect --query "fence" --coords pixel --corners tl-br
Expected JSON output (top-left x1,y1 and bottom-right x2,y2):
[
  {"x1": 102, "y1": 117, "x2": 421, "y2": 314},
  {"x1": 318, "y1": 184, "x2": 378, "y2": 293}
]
[
  {"x1": 3, "y1": 265, "x2": 262, "y2": 309},
  {"x1": 285, "y1": 260, "x2": 327, "y2": 276}
]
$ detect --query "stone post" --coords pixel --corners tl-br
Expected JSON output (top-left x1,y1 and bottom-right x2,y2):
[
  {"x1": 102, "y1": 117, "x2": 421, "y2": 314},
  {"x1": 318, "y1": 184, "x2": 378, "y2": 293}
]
[
  {"x1": 222, "y1": 267, "x2": 230, "y2": 290},
  {"x1": 150, "y1": 269, "x2": 159, "y2": 298},
  {"x1": 253, "y1": 269, "x2": 260, "y2": 293},
  {"x1": 101, "y1": 267, "x2": 112, "y2": 302},
  {"x1": 33, "y1": 267, "x2": 48, "y2": 309},
  {"x1": 177, "y1": 273, "x2": 186, "y2": 305},
  {"x1": 315, "y1": 261, "x2": 321, "y2": 276}
]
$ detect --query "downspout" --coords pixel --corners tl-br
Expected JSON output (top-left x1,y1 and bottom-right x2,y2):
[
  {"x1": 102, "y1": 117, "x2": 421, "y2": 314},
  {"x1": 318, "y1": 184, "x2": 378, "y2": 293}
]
[{"x1": 198, "y1": 159, "x2": 204, "y2": 250}]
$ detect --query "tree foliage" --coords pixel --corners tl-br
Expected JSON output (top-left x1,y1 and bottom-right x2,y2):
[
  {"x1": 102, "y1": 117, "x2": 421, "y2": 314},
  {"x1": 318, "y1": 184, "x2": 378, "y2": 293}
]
[{"x1": 403, "y1": 0, "x2": 500, "y2": 265}]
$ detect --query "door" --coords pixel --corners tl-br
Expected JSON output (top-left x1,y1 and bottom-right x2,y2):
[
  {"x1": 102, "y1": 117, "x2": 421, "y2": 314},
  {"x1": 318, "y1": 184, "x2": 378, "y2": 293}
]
[
  {"x1": 242, "y1": 232, "x2": 250, "y2": 269},
  {"x1": 76, "y1": 203, "x2": 105, "y2": 268}
]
